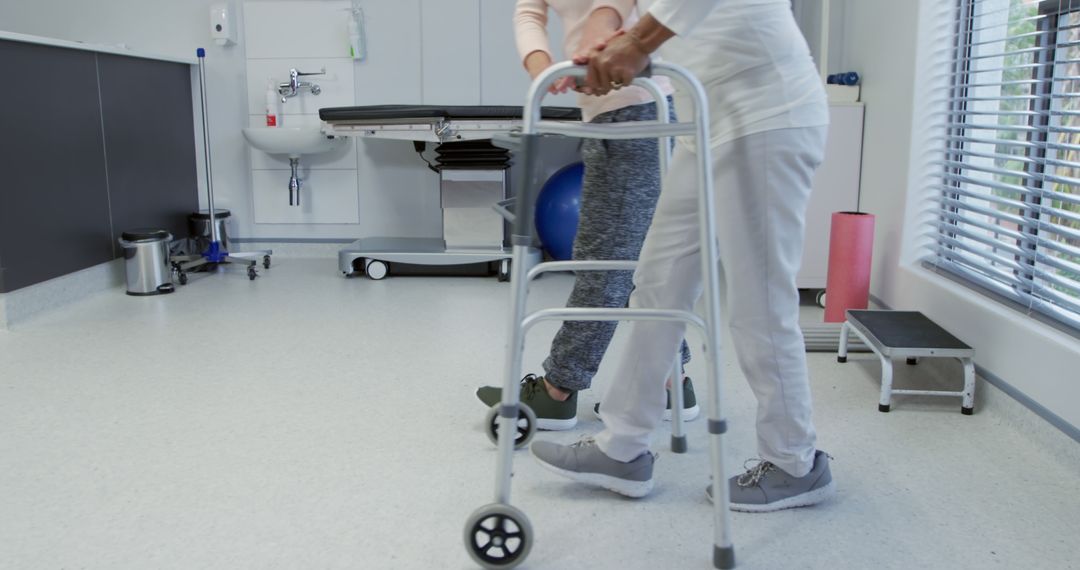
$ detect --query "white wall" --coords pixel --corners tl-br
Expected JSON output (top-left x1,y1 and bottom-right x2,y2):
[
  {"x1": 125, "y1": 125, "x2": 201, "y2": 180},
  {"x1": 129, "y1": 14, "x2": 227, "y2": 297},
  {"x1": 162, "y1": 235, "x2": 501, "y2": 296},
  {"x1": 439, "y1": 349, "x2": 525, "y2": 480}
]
[
  {"x1": 244, "y1": 1, "x2": 362, "y2": 232},
  {"x1": 792, "y1": 0, "x2": 850, "y2": 77},
  {"x1": 842, "y1": 0, "x2": 918, "y2": 301},
  {"x1": 840, "y1": 0, "x2": 1080, "y2": 430}
]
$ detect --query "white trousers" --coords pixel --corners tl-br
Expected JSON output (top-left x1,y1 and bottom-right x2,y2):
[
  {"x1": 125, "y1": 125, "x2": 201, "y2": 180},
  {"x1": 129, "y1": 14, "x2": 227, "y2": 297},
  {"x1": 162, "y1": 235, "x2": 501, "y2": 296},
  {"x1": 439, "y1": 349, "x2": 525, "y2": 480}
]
[{"x1": 595, "y1": 126, "x2": 828, "y2": 478}]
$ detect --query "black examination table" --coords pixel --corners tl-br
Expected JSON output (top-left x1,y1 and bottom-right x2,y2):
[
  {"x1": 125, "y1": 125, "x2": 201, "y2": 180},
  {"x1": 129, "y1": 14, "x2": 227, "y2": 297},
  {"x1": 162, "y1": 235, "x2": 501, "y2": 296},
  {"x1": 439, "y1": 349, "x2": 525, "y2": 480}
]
[{"x1": 319, "y1": 105, "x2": 581, "y2": 278}]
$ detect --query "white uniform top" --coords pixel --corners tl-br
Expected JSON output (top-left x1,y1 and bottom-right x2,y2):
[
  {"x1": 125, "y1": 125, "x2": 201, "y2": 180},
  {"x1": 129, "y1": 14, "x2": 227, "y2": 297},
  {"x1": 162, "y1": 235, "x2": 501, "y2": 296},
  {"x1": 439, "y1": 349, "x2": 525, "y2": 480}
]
[{"x1": 596, "y1": 0, "x2": 828, "y2": 148}]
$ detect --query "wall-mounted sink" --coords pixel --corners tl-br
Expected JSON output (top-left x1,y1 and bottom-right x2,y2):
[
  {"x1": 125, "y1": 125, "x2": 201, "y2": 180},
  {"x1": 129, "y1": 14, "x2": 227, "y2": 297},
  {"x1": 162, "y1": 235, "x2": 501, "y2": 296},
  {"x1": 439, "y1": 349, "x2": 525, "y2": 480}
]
[
  {"x1": 242, "y1": 126, "x2": 345, "y2": 206},
  {"x1": 242, "y1": 126, "x2": 343, "y2": 159}
]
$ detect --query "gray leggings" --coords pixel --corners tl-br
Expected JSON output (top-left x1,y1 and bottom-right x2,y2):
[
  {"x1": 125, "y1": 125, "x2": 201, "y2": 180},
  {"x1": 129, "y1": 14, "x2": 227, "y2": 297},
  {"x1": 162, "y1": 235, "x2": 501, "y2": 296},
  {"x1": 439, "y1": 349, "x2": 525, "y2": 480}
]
[{"x1": 543, "y1": 99, "x2": 691, "y2": 392}]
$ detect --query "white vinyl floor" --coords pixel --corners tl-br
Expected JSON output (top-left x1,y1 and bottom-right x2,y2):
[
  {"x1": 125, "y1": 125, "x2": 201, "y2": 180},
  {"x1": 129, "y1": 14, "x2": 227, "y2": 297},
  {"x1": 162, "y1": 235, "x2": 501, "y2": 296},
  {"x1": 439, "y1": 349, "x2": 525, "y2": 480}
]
[{"x1": 0, "y1": 258, "x2": 1077, "y2": 570}]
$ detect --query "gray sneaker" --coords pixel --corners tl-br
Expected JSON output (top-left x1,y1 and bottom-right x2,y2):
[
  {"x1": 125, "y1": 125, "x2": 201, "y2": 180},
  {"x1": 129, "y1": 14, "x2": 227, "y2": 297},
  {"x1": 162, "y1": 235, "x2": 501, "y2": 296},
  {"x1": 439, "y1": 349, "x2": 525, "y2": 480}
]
[
  {"x1": 530, "y1": 437, "x2": 655, "y2": 498},
  {"x1": 477, "y1": 375, "x2": 577, "y2": 430},
  {"x1": 706, "y1": 450, "x2": 835, "y2": 512},
  {"x1": 593, "y1": 377, "x2": 700, "y2": 422}
]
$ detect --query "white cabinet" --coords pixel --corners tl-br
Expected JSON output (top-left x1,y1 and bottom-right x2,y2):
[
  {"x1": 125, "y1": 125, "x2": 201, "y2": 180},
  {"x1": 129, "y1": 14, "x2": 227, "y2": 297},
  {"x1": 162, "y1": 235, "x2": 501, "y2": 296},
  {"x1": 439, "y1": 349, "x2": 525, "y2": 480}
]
[{"x1": 797, "y1": 103, "x2": 864, "y2": 289}]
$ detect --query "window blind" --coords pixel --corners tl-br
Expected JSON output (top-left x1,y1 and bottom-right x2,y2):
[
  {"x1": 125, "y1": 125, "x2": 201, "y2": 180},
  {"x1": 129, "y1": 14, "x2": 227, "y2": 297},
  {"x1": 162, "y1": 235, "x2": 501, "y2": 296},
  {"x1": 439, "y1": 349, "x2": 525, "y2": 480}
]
[{"x1": 933, "y1": 0, "x2": 1080, "y2": 331}]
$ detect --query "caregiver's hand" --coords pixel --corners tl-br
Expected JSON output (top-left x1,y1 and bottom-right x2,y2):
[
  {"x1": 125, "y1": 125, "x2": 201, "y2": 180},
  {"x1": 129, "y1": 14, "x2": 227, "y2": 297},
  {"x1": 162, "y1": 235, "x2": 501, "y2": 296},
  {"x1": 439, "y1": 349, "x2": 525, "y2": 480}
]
[
  {"x1": 576, "y1": 30, "x2": 650, "y2": 97},
  {"x1": 575, "y1": 13, "x2": 675, "y2": 96}
]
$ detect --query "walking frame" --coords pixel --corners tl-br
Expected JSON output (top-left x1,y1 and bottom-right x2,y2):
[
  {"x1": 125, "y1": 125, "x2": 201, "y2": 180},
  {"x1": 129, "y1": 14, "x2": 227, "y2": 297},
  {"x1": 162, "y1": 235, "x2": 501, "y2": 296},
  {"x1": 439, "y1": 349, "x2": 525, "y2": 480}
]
[{"x1": 464, "y1": 62, "x2": 737, "y2": 569}]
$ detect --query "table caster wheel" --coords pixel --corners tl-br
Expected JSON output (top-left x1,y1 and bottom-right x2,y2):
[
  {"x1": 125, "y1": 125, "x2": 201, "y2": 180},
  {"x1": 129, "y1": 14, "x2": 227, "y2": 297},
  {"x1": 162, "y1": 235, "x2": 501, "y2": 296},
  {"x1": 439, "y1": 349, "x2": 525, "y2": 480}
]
[
  {"x1": 464, "y1": 504, "x2": 533, "y2": 569},
  {"x1": 484, "y1": 403, "x2": 536, "y2": 450},
  {"x1": 248, "y1": 266, "x2": 258, "y2": 280},
  {"x1": 366, "y1": 259, "x2": 389, "y2": 280},
  {"x1": 263, "y1": 255, "x2": 271, "y2": 269},
  {"x1": 177, "y1": 272, "x2": 188, "y2": 286}
]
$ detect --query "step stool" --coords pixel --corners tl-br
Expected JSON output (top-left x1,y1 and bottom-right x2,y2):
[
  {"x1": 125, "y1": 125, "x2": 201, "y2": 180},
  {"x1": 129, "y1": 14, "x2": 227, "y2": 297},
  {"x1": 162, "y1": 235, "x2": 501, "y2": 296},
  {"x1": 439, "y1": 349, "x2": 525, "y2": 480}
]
[{"x1": 838, "y1": 310, "x2": 975, "y2": 415}]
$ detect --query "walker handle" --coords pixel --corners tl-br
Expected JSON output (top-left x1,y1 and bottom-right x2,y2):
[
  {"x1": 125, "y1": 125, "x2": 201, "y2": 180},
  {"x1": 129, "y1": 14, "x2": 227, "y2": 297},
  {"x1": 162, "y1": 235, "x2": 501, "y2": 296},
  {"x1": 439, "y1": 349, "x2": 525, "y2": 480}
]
[{"x1": 567, "y1": 63, "x2": 653, "y2": 88}]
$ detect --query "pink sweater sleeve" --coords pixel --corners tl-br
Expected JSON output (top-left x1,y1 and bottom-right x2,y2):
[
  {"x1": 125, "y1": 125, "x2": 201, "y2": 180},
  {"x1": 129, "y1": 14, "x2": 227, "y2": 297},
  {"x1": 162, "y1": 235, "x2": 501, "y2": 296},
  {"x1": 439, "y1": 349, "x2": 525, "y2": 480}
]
[
  {"x1": 514, "y1": 0, "x2": 552, "y2": 65},
  {"x1": 589, "y1": 0, "x2": 636, "y2": 25}
]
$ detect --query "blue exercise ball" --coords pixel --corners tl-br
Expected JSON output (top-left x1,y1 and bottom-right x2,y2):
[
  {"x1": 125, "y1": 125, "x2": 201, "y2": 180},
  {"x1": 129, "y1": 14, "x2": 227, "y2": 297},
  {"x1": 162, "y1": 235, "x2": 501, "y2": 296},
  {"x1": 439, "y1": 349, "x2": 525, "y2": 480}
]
[{"x1": 535, "y1": 162, "x2": 584, "y2": 261}]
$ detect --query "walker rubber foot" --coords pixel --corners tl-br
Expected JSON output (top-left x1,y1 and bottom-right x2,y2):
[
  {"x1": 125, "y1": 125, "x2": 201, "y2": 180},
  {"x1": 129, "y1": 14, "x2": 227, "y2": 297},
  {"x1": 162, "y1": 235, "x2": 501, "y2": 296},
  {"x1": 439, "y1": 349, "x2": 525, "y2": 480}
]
[
  {"x1": 878, "y1": 404, "x2": 890, "y2": 413},
  {"x1": 906, "y1": 357, "x2": 918, "y2": 365},
  {"x1": 837, "y1": 356, "x2": 847, "y2": 363},
  {"x1": 714, "y1": 545, "x2": 736, "y2": 570},
  {"x1": 671, "y1": 435, "x2": 688, "y2": 454},
  {"x1": 961, "y1": 406, "x2": 974, "y2": 416}
]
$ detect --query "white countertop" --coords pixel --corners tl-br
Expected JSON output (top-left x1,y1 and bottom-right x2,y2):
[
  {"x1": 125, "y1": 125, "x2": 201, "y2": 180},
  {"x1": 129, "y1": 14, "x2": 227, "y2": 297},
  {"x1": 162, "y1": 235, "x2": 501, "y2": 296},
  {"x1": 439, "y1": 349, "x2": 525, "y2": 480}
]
[{"x1": 0, "y1": 30, "x2": 197, "y2": 65}]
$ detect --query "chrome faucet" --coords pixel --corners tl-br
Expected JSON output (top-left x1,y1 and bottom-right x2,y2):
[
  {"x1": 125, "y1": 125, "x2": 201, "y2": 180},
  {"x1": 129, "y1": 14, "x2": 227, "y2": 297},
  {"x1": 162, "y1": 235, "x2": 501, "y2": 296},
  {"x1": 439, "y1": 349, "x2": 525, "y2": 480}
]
[{"x1": 278, "y1": 68, "x2": 324, "y2": 103}]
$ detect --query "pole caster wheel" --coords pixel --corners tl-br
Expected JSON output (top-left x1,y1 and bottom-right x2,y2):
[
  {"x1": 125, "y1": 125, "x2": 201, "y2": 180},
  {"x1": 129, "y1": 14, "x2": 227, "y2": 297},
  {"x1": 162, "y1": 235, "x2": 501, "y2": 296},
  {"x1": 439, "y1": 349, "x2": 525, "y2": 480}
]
[
  {"x1": 247, "y1": 266, "x2": 258, "y2": 280},
  {"x1": 263, "y1": 255, "x2": 271, "y2": 269},
  {"x1": 464, "y1": 503, "x2": 533, "y2": 569},
  {"x1": 497, "y1": 259, "x2": 511, "y2": 282},
  {"x1": 484, "y1": 404, "x2": 537, "y2": 450},
  {"x1": 366, "y1": 259, "x2": 389, "y2": 280},
  {"x1": 177, "y1": 271, "x2": 188, "y2": 286}
]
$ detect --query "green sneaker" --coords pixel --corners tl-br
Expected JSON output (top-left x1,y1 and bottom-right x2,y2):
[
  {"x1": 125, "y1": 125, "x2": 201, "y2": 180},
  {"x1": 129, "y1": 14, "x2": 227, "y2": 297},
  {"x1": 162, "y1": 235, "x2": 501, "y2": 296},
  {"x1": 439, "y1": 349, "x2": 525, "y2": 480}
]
[
  {"x1": 593, "y1": 377, "x2": 700, "y2": 422},
  {"x1": 476, "y1": 375, "x2": 578, "y2": 430}
]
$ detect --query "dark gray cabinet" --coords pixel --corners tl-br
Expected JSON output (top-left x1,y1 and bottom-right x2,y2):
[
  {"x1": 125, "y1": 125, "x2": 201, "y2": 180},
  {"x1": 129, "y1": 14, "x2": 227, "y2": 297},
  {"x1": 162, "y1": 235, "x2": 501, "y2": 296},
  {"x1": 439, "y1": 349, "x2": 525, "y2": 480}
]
[
  {"x1": 98, "y1": 54, "x2": 198, "y2": 253},
  {"x1": 0, "y1": 40, "x2": 198, "y2": 293}
]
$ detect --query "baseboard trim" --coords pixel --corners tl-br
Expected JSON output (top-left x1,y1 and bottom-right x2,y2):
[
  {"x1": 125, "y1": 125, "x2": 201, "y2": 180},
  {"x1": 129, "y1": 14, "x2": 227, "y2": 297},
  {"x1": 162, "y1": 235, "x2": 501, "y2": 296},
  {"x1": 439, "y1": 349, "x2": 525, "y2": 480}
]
[
  {"x1": 977, "y1": 365, "x2": 1080, "y2": 445},
  {"x1": 0, "y1": 259, "x2": 124, "y2": 329}
]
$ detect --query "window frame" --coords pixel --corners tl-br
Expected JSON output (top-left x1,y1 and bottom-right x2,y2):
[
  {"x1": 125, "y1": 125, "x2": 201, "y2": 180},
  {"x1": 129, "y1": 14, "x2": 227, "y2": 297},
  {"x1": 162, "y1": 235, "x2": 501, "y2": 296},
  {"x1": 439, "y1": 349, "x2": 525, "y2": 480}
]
[{"x1": 930, "y1": 0, "x2": 1080, "y2": 337}]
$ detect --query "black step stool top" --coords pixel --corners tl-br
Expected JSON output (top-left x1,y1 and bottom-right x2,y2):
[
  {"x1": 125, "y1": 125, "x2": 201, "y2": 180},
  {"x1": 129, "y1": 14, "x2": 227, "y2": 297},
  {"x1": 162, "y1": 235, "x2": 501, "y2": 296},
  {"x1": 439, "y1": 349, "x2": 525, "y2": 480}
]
[{"x1": 847, "y1": 310, "x2": 973, "y2": 357}]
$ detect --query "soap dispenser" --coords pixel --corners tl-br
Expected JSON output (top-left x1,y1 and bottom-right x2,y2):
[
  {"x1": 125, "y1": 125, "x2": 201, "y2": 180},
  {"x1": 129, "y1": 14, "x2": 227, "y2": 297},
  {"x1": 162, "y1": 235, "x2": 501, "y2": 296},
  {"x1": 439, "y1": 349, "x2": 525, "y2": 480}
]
[
  {"x1": 210, "y1": 3, "x2": 237, "y2": 47},
  {"x1": 265, "y1": 79, "x2": 280, "y2": 127}
]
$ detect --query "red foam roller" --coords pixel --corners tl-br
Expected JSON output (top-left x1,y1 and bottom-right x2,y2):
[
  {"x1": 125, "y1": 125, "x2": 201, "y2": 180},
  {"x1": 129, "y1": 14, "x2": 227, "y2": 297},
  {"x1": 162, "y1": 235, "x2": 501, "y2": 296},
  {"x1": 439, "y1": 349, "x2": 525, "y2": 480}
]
[{"x1": 824, "y1": 211, "x2": 876, "y2": 323}]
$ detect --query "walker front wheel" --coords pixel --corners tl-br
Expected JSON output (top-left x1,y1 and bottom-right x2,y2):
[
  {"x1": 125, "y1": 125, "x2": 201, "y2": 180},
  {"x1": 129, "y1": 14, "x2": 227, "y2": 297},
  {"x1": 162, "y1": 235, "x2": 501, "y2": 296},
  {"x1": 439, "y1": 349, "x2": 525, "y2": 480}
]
[
  {"x1": 484, "y1": 404, "x2": 536, "y2": 450},
  {"x1": 464, "y1": 503, "x2": 533, "y2": 569}
]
